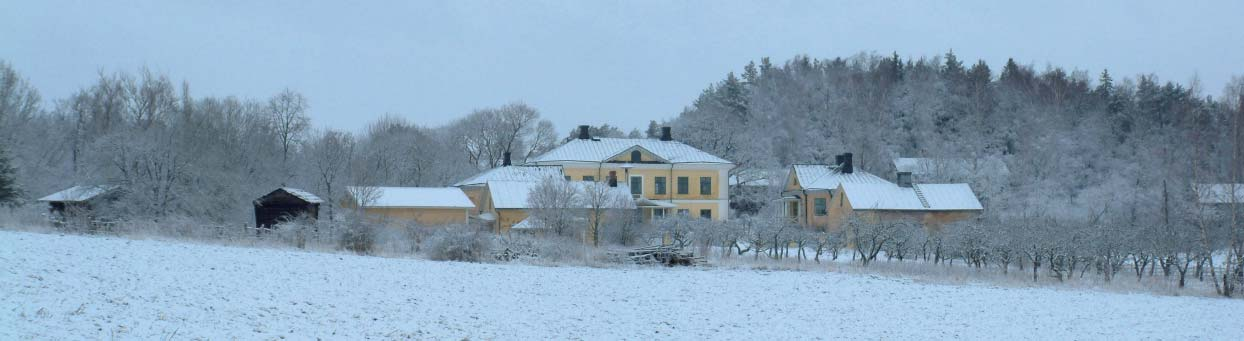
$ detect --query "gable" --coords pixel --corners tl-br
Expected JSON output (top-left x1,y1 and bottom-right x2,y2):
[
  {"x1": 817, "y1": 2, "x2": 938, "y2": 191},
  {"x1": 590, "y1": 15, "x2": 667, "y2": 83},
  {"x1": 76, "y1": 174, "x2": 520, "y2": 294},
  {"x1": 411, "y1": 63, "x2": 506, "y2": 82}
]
[
  {"x1": 605, "y1": 145, "x2": 668, "y2": 164},
  {"x1": 785, "y1": 168, "x2": 802, "y2": 191}
]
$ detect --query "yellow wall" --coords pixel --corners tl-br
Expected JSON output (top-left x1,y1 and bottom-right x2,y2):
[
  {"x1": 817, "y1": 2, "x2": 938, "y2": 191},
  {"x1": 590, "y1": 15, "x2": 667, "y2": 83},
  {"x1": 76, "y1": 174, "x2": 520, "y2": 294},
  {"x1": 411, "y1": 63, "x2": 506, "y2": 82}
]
[
  {"x1": 495, "y1": 208, "x2": 529, "y2": 233},
  {"x1": 461, "y1": 186, "x2": 489, "y2": 214},
  {"x1": 662, "y1": 202, "x2": 723, "y2": 220},
  {"x1": 561, "y1": 166, "x2": 724, "y2": 201},
  {"x1": 784, "y1": 169, "x2": 978, "y2": 232},
  {"x1": 358, "y1": 207, "x2": 469, "y2": 226}
]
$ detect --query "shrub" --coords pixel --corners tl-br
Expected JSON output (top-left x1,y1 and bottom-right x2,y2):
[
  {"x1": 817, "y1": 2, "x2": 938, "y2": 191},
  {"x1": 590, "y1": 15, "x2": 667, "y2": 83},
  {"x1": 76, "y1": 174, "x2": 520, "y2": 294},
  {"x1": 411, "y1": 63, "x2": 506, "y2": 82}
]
[
  {"x1": 339, "y1": 222, "x2": 378, "y2": 255},
  {"x1": 427, "y1": 227, "x2": 494, "y2": 262}
]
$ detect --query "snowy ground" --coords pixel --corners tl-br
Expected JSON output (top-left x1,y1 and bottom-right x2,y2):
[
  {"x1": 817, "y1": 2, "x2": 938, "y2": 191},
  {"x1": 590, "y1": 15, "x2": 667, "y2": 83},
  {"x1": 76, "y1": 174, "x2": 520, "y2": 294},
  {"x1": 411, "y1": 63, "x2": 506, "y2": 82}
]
[{"x1": 3, "y1": 231, "x2": 1242, "y2": 340}]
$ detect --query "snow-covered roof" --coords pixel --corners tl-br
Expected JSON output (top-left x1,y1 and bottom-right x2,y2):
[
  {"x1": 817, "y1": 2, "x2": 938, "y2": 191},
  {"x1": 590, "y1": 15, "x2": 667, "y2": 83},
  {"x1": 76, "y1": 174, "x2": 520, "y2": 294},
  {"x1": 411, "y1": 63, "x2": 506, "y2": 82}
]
[
  {"x1": 790, "y1": 164, "x2": 889, "y2": 190},
  {"x1": 346, "y1": 186, "x2": 475, "y2": 209},
  {"x1": 1195, "y1": 184, "x2": 1244, "y2": 204},
  {"x1": 529, "y1": 138, "x2": 733, "y2": 164},
  {"x1": 510, "y1": 218, "x2": 535, "y2": 230},
  {"x1": 37, "y1": 185, "x2": 118, "y2": 202},
  {"x1": 278, "y1": 188, "x2": 324, "y2": 204},
  {"x1": 487, "y1": 180, "x2": 638, "y2": 210},
  {"x1": 894, "y1": 157, "x2": 1010, "y2": 180},
  {"x1": 487, "y1": 181, "x2": 542, "y2": 209},
  {"x1": 453, "y1": 166, "x2": 563, "y2": 187},
  {"x1": 840, "y1": 183, "x2": 982, "y2": 211}
]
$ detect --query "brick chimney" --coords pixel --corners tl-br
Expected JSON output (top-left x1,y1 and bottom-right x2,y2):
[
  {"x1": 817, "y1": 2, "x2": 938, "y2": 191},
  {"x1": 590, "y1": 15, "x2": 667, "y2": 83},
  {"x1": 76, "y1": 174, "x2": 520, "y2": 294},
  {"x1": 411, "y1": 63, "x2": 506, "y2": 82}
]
[
  {"x1": 577, "y1": 125, "x2": 591, "y2": 140},
  {"x1": 660, "y1": 126, "x2": 673, "y2": 141},
  {"x1": 502, "y1": 151, "x2": 511, "y2": 166}
]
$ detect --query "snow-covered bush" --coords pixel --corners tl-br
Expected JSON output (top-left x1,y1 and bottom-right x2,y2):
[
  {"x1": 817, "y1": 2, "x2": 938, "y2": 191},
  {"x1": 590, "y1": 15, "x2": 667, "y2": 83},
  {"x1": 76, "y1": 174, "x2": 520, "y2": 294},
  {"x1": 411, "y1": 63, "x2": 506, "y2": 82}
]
[
  {"x1": 338, "y1": 221, "x2": 379, "y2": 255},
  {"x1": 426, "y1": 226, "x2": 494, "y2": 262}
]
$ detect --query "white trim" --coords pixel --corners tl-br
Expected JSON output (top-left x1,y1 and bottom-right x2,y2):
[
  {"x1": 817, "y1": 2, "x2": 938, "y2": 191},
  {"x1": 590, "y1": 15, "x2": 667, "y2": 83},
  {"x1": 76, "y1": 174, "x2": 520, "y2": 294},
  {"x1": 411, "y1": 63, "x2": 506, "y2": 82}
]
[{"x1": 629, "y1": 174, "x2": 644, "y2": 196}]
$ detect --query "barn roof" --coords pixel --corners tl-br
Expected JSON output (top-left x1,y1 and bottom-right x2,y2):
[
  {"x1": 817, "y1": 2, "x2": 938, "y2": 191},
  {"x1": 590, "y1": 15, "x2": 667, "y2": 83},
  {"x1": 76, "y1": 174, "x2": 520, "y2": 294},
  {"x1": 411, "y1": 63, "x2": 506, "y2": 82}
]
[
  {"x1": 453, "y1": 165, "x2": 563, "y2": 187},
  {"x1": 790, "y1": 164, "x2": 889, "y2": 190},
  {"x1": 840, "y1": 183, "x2": 982, "y2": 211},
  {"x1": 1195, "y1": 184, "x2": 1244, "y2": 204},
  {"x1": 528, "y1": 138, "x2": 732, "y2": 164},
  {"x1": 37, "y1": 185, "x2": 118, "y2": 202},
  {"x1": 346, "y1": 186, "x2": 475, "y2": 209},
  {"x1": 278, "y1": 188, "x2": 324, "y2": 204}
]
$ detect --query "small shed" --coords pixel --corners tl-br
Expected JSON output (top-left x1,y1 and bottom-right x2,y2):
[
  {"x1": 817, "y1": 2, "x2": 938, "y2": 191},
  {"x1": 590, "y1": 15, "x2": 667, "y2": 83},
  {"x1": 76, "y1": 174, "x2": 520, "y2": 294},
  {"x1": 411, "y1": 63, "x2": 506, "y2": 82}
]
[
  {"x1": 254, "y1": 188, "x2": 323, "y2": 228},
  {"x1": 37, "y1": 185, "x2": 119, "y2": 217}
]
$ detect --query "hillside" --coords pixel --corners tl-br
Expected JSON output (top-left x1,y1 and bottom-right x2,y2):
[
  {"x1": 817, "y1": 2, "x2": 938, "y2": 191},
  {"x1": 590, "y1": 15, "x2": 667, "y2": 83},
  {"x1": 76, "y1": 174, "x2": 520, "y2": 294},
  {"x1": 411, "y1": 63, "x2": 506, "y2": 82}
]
[{"x1": 3, "y1": 230, "x2": 1241, "y2": 339}]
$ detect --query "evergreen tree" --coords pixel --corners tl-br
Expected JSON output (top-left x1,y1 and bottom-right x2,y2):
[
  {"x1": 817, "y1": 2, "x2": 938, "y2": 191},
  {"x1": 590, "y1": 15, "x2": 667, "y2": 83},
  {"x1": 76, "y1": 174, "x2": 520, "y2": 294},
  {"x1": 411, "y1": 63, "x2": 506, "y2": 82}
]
[
  {"x1": 645, "y1": 120, "x2": 660, "y2": 138},
  {"x1": 718, "y1": 72, "x2": 749, "y2": 122},
  {"x1": 1096, "y1": 69, "x2": 1114, "y2": 98},
  {"x1": 742, "y1": 61, "x2": 759, "y2": 84},
  {"x1": 0, "y1": 144, "x2": 20, "y2": 206}
]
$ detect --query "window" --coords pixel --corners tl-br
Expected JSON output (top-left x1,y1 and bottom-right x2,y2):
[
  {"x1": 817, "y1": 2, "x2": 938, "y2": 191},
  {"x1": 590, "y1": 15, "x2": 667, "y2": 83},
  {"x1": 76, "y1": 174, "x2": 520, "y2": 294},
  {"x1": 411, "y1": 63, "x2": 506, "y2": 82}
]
[
  {"x1": 677, "y1": 209, "x2": 689, "y2": 216},
  {"x1": 630, "y1": 150, "x2": 642, "y2": 162},
  {"x1": 699, "y1": 209, "x2": 712, "y2": 219},
  {"x1": 654, "y1": 177, "x2": 667, "y2": 195},
  {"x1": 629, "y1": 176, "x2": 643, "y2": 195},
  {"x1": 564, "y1": 176, "x2": 571, "y2": 181},
  {"x1": 583, "y1": 175, "x2": 595, "y2": 182},
  {"x1": 652, "y1": 209, "x2": 665, "y2": 219},
  {"x1": 677, "y1": 177, "x2": 689, "y2": 194},
  {"x1": 814, "y1": 198, "x2": 827, "y2": 216},
  {"x1": 699, "y1": 177, "x2": 712, "y2": 195}
]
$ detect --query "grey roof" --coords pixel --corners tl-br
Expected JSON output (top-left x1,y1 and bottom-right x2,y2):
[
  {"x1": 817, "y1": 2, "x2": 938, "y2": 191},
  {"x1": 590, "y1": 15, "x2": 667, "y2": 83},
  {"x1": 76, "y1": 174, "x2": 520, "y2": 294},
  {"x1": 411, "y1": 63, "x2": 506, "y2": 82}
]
[
  {"x1": 529, "y1": 138, "x2": 733, "y2": 164},
  {"x1": 279, "y1": 188, "x2": 324, "y2": 204},
  {"x1": 790, "y1": 164, "x2": 889, "y2": 190},
  {"x1": 37, "y1": 185, "x2": 118, "y2": 202},
  {"x1": 841, "y1": 183, "x2": 982, "y2": 211},
  {"x1": 453, "y1": 165, "x2": 564, "y2": 187}
]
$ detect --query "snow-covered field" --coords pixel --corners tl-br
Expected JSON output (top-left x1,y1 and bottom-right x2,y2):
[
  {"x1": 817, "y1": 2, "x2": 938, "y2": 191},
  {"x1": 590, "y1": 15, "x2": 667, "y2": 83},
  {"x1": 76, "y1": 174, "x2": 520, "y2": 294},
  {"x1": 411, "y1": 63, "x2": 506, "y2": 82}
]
[{"x1": 3, "y1": 230, "x2": 1242, "y2": 340}]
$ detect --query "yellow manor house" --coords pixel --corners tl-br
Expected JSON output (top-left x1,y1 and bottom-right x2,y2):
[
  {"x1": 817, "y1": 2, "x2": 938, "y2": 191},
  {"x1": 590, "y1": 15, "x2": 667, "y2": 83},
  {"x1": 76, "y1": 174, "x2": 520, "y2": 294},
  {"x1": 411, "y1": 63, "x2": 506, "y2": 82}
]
[
  {"x1": 345, "y1": 125, "x2": 735, "y2": 234},
  {"x1": 523, "y1": 126, "x2": 734, "y2": 222}
]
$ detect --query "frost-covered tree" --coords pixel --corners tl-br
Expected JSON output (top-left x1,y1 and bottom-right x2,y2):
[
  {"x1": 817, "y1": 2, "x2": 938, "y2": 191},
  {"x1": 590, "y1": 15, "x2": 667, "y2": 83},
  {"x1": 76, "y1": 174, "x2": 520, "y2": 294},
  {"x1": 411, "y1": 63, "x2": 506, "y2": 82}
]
[
  {"x1": 527, "y1": 177, "x2": 582, "y2": 238},
  {"x1": 268, "y1": 88, "x2": 310, "y2": 181},
  {"x1": 0, "y1": 143, "x2": 20, "y2": 206}
]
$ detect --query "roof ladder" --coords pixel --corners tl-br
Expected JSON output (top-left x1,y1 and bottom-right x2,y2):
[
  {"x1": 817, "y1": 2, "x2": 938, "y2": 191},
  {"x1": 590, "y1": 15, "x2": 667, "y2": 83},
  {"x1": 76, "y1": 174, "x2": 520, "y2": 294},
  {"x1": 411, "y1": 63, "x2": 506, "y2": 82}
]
[{"x1": 912, "y1": 185, "x2": 931, "y2": 209}]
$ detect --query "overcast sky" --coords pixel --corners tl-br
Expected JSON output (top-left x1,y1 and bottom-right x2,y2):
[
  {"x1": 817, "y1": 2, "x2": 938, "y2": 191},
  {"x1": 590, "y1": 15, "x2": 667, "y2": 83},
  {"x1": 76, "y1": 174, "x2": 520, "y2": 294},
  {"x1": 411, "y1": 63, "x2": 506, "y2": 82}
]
[{"x1": 3, "y1": 0, "x2": 1241, "y2": 133}]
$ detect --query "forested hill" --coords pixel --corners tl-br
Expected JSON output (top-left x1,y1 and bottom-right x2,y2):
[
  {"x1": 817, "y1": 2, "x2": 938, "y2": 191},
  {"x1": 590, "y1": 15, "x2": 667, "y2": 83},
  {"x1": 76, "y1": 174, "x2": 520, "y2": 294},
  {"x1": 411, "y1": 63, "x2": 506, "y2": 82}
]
[
  {"x1": 1, "y1": 52, "x2": 1242, "y2": 225},
  {"x1": 671, "y1": 52, "x2": 1244, "y2": 221}
]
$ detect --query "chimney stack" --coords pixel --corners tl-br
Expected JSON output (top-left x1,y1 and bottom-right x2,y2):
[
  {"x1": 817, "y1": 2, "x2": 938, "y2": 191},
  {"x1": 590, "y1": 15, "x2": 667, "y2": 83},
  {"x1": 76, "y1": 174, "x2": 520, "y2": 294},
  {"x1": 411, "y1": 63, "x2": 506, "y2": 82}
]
[
  {"x1": 897, "y1": 171, "x2": 912, "y2": 188},
  {"x1": 502, "y1": 151, "x2": 511, "y2": 166},
  {"x1": 834, "y1": 154, "x2": 844, "y2": 167},
  {"x1": 842, "y1": 153, "x2": 854, "y2": 174},
  {"x1": 660, "y1": 126, "x2": 673, "y2": 141},
  {"x1": 577, "y1": 125, "x2": 591, "y2": 140}
]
